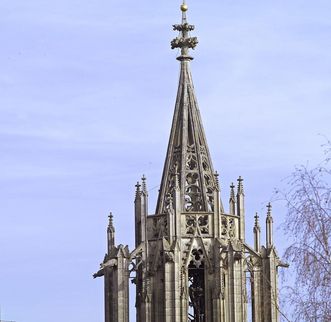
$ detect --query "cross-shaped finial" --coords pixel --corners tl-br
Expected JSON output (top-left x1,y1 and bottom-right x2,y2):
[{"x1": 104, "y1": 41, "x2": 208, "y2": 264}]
[
  {"x1": 254, "y1": 212, "x2": 259, "y2": 225},
  {"x1": 108, "y1": 212, "x2": 114, "y2": 229},
  {"x1": 267, "y1": 202, "x2": 272, "y2": 215}
]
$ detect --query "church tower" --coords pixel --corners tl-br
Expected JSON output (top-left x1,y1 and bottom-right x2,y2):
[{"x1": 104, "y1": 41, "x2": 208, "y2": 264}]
[{"x1": 94, "y1": 2, "x2": 287, "y2": 322}]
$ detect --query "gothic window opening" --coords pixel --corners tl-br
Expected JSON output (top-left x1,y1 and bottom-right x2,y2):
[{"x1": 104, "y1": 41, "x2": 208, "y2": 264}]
[
  {"x1": 188, "y1": 249, "x2": 206, "y2": 322},
  {"x1": 246, "y1": 269, "x2": 253, "y2": 322},
  {"x1": 187, "y1": 109, "x2": 195, "y2": 146}
]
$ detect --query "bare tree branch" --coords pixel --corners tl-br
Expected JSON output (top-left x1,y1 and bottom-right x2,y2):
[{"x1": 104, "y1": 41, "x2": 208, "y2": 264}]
[{"x1": 276, "y1": 140, "x2": 331, "y2": 322}]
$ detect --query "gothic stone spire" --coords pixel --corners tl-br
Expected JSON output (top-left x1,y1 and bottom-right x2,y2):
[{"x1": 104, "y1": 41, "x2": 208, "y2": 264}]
[
  {"x1": 96, "y1": 3, "x2": 287, "y2": 322},
  {"x1": 156, "y1": 4, "x2": 217, "y2": 214}
]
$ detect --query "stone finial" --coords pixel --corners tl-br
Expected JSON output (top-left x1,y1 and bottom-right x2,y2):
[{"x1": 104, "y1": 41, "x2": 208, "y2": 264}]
[
  {"x1": 171, "y1": 0, "x2": 198, "y2": 60},
  {"x1": 266, "y1": 203, "x2": 274, "y2": 248},
  {"x1": 230, "y1": 182, "x2": 235, "y2": 199},
  {"x1": 135, "y1": 181, "x2": 141, "y2": 199},
  {"x1": 108, "y1": 212, "x2": 115, "y2": 232},
  {"x1": 254, "y1": 212, "x2": 260, "y2": 228},
  {"x1": 266, "y1": 202, "x2": 273, "y2": 224},
  {"x1": 107, "y1": 212, "x2": 115, "y2": 253},
  {"x1": 267, "y1": 202, "x2": 272, "y2": 217},
  {"x1": 253, "y1": 212, "x2": 261, "y2": 252},
  {"x1": 236, "y1": 176, "x2": 245, "y2": 240},
  {"x1": 141, "y1": 175, "x2": 148, "y2": 195},
  {"x1": 214, "y1": 171, "x2": 220, "y2": 190},
  {"x1": 237, "y1": 176, "x2": 244, "y2": 194},
  {"x1": 229, "y1": 182, "x2": 236, "y2": 215}
]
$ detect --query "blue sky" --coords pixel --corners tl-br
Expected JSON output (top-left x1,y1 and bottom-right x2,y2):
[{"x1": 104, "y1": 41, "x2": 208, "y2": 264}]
[{"x1": 0, "y1": 1, "x2": 330, "y2": 321}]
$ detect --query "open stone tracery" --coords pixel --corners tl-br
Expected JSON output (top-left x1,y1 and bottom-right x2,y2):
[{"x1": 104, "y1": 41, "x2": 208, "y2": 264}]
[{"x1": 94, "y1": 2, "x2": 288, "y2": 322}]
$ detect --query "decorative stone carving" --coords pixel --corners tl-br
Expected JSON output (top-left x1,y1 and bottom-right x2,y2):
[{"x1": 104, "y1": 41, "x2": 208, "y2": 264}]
[
  {"x1": 247, "y1": 254, "x2": 262, "y2": 270},
  {"x1": 184, "y1": 149, "x2": 203, "y2": 211},
  {"x1": 198, "y1": 215, "x2": 209, "y2": 234},
  {"x1": 221, "y1": 215, "x2": 236, "y2": 238},
  {"x1": 152, "y1": 216, "x2": 168, "y2": 238},
  {"x1": 164, "y1": 153, "x2": 181, "y2": 211},
  {"x1": 221, "y1": 216, "x2": 228, "y2": 236},
  {"x1": 190, "y1": 248, "x2": 204, "y2": 268},
  {"x1": 185, "y1": 214, "x2": 209, "y2": 235},
  {"x1": 186, "y1": 153, "x2": 198, "y2": 171},
  {"x1": 164, "y1": 250, "x2": 175, "y2": 263},
  {"x1": 171, "y1": 36, "x2": 198, "y2": 50},
  {"x1": 173, "y1": 23, "x2": 195, "y2": 32},
  {"x1": 234, "y1": 251, "x2": 242, "y2": 261},
  {"x1": 228, "y1": 218, "x2": 235, "y2": 238},
  {"x1": 186, "y1": 215, "x2": 196, "y2": 234},
  {"x1": 200, "y1": 146, "x2": 215, "y2": 211},
  {"x1": 220, "y1": 250, "x2": 228, "y2": 267}
]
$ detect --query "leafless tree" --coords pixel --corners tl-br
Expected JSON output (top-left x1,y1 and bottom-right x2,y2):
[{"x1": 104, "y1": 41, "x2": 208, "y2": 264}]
[{"x1": 277, "y1": 140, "x2": 331, "y2": 322}]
